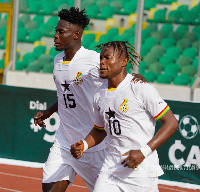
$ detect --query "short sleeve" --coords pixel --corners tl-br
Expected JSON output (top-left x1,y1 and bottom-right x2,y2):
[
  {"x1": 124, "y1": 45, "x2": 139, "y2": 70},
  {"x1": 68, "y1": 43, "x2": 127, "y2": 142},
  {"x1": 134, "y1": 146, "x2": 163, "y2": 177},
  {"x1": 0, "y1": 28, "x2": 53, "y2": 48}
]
[
  {"x1": 93, "y1": 94, "x2": 104, "y2": 130},
  {"x1": 134, "y1": 83, "x2": 170, "y2": 121}
]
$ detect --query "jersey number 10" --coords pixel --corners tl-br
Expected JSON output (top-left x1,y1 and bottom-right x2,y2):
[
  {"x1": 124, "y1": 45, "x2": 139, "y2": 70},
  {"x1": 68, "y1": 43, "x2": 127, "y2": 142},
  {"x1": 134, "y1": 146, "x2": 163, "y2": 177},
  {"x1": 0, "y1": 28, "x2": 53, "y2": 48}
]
[{"x1": 108, "y1": 119, "x2": 121, "y2": 135}]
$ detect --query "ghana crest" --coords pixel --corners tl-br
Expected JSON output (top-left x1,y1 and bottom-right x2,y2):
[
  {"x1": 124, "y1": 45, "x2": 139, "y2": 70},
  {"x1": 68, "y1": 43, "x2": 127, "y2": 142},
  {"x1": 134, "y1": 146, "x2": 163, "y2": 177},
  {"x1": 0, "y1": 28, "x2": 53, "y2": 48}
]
[
  {"x1": 120, "y1": 99, "x2": 128, "y2": 112},
  {"x1": 74, "y1": 71, "x2": 83, "y2": 84}
]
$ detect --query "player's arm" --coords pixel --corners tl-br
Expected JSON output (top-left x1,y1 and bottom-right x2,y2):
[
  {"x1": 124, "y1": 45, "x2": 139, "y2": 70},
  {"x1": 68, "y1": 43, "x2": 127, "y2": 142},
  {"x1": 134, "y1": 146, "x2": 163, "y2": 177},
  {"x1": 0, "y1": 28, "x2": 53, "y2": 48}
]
[
  {"x1": 34, "y1": 101, "x2": 58, "y2": 127},
  {"x1": 122, "y1": 110, "x2": 178, "y2": 168},
  {"x1": 71, "y1": 126, "x2": 107, "y2": 159}
]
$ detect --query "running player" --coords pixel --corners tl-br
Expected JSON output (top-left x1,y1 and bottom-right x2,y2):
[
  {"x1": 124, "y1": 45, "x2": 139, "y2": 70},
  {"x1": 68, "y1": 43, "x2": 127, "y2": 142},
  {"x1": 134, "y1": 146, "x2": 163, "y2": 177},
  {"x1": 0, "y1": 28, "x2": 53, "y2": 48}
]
[
  {"x1": 34, "y1": 8, "x2": 146, "y2": 192},
  {"x1": 71, "y1": 41, "x2": 178, "y2": 192}
]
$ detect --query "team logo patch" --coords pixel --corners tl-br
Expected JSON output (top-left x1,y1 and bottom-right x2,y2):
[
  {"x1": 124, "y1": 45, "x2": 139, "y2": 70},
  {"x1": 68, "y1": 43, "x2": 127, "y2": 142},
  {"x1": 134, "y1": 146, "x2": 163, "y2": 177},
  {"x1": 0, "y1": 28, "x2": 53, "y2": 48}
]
[
  {"x1": 120, "y1": 99, "x2": 128, "y2": 112},
  {"x1": 74, "y1": 71, "x2": 83, "y2": 84}
]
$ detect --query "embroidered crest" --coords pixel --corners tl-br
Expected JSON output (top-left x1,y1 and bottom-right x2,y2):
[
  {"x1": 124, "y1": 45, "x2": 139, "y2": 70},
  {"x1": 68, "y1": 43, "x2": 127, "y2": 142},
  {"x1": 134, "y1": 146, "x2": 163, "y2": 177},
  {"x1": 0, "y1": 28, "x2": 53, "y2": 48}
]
[
  {"x1": 120, "y1": 99, "x2": 128, "y2": 112},
  {"x1": 74, "y1": 71, "x2": 83, "y2": 84}
]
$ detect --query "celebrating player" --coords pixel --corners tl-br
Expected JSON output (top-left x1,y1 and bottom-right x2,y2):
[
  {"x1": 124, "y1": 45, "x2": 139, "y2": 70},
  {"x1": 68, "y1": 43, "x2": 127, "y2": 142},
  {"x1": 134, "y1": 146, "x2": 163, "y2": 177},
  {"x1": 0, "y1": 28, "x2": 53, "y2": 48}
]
[
  {"x1": 34, "y1": 8, "x2": 146, "y2": 192},
  {"x1": 71, "y1": 41, "x2": 178, "y2": 192}
]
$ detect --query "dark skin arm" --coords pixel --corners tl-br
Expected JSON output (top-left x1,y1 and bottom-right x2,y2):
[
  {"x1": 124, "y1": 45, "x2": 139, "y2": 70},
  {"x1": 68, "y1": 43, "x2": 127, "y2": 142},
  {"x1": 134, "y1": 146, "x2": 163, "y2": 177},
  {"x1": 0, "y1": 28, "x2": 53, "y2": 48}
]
[
  {"x1": 70, "y1": 128, "x2": 107, "y2": 159},
  {"x1": 132, "y1": 73, "x2": 148, "y2": 83},
  {"x1": 121, "y1": 110, "x2": 178, "y2": 168},
  {"x1": 34, "y1": 101, "x2": 58, "y2": 127}
]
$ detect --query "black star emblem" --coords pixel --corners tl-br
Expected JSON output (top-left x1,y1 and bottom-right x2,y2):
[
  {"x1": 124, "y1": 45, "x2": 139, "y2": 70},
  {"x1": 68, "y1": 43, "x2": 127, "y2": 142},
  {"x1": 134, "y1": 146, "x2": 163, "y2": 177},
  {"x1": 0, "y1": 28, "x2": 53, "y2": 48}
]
[
  {"x1": 105, "y1": 107, "x2": 115, "y2": 119},
  {"x1": 61, "y1": 81, "x2": 70, "y2": 91}
]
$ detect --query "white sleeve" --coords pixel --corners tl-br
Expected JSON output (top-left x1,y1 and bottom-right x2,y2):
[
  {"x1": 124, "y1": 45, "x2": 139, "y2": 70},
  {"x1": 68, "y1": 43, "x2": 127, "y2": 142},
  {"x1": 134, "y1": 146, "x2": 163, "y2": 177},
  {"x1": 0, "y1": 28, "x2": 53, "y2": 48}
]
[
  {"x1": 134, "y1": 83, "x2": 170, "y2": 120},
  {"x1": 93, "y1": 94, "x2": 105, "y2": 130}
]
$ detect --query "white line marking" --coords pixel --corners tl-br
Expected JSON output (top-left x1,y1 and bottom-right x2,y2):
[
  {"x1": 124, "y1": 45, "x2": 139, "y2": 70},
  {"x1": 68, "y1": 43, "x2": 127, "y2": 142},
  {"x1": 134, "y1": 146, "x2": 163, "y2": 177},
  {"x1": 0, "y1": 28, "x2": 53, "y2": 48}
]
[
  {"x1": 0, "y1": 187, "x2": 23, "y2": 192},
  {"x1": 159, "y1": 185, "x2": 188, "y2": 192},
  {"x1": 0, "y1": 172, "x2": 42, "y2": 181}
]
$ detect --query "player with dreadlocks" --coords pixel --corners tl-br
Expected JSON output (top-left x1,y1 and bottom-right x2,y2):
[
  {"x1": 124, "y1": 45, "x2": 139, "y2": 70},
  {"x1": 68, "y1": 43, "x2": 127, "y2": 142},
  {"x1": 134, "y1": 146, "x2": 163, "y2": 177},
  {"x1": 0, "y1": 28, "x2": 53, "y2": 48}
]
[
  {"x1": 34, "y1": 8, "x2": 147, "y2": 192},
  {"x1": 71, "y1": 41, "x2": 178, "y2": 192}
]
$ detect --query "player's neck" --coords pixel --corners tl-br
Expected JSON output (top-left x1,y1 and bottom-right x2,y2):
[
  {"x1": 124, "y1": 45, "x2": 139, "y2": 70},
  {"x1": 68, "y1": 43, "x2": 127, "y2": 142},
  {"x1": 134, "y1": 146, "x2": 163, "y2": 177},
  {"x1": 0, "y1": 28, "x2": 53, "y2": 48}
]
[
  {"x1": 63, "y1": 44, "x2": 81, "y2": 61},
  {"x1": 108, "y1": 72, "x2": 127, "y2": 89}
]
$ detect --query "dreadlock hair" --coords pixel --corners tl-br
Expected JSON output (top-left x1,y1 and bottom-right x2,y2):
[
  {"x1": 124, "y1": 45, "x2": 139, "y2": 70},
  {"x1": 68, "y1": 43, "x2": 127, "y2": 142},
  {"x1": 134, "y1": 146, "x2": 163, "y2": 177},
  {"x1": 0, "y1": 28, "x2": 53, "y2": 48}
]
[
  {"x1": 95, "y1": 41, "x2": 141, "y2": 69},
  {"x1": 58, "y1": 7, "x2": 90, "y2": 29}
]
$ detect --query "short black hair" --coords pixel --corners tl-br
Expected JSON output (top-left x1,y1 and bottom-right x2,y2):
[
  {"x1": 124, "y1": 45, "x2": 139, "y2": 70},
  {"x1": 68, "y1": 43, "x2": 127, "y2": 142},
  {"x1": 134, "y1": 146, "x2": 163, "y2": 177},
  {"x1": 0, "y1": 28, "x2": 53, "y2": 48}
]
[{"x1": 58, "y1": 7, "x2": 90, "y2": 29}]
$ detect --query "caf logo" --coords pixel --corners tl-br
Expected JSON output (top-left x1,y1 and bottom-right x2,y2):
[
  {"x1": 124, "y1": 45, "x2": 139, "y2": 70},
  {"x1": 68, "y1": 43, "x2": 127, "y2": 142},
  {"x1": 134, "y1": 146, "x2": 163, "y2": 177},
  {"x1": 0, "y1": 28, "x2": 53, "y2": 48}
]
[
  {"x1": 74, "y1": 71, "x2": 83, "y2": 84},
  {"x1": 120, "y1": 99, "x2": 128, "y2": 112}
]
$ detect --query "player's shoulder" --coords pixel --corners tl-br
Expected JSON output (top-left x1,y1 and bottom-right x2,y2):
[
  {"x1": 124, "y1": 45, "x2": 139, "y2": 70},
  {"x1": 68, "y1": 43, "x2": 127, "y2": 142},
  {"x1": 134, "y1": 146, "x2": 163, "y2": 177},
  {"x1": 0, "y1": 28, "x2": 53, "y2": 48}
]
[
  {"x1": 54, "y1": 51, "x2": 64, "y2": 63},
  {"x1": 82, "y1": 47, "x2": 100, "y2": 59},
  {"x1": 131, "y1": 81, "x2": 155, "y2": 95},
  {"x1": 94, "y1": 81, "x2": 108, "y2": 96}
]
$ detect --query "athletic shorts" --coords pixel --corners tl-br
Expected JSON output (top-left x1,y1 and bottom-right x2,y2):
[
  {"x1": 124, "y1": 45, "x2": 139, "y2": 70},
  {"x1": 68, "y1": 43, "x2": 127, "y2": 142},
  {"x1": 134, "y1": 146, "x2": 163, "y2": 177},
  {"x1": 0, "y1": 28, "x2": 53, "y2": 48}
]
[
  {"x1": 42, "y1": 143, "x2": 105, "y2": 192},
  {"x1": 94, "y1": 172, "x2": 159, "y2": 192}
]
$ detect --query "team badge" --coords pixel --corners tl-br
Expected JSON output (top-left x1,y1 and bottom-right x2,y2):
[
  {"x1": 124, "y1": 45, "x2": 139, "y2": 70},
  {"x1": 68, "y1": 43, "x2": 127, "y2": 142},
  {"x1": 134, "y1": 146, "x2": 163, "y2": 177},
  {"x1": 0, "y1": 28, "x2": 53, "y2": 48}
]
[
  {"x1": 120, "y1": 99, "x2": 128, "y2": 112},
  {"x1": 74, "y1": 71, "x2": 83, "y2": 84}
]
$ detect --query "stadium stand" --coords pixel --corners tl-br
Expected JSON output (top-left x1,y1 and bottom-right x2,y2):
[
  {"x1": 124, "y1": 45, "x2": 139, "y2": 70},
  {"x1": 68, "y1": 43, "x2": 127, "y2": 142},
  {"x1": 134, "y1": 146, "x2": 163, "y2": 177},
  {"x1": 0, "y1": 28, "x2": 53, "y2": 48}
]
[{"x1": 0, "y1": 0, "x2": 199, "y2": 87}]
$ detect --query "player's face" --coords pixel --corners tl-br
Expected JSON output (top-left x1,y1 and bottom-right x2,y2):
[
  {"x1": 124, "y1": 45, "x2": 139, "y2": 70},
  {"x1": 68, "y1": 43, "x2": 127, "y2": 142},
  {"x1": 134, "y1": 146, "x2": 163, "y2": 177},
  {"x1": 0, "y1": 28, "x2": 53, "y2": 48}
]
[
  {"x1": 100, "y1": 46, "x2": 127, "y2": 79},
  {"x1": 54, "y1": 20, "x2": 79, "y2": 51}
]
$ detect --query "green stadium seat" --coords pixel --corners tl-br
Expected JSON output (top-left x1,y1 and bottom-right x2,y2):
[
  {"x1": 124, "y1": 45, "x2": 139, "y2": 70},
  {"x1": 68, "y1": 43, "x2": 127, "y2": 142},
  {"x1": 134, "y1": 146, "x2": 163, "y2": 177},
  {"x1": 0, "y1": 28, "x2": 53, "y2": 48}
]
[
  {"x1": 184, "y1": 32, "x2": 197, "y2": 42},
  {"x1": 82, "y1": 33, "x2": 96, "y2": 49},
  {"x1": 140, "y1": 44, "x2": 150, "y2": 58},
  {"x1": 26, "y1": 2, "x2": 42, "y2": 14},
  {"x1": 24, "y1": 21, "x2": 38, "y2": 33},
  {"x1": 17, "y1": 27, "x2": 28, "y2": 42},
  {"x1": 81, "y1": 0, "x2": 94, "y2": 10},
  {"x1": 173, "y1": 74, "x2": 190, "y2": 86},
  {"x1": 118, "y1": 1, "x2": 137, "y2": 15},
  {"x1": 181, "y1": 65, "x2": 197, "y2": 77},
  {"x1": 149, "y1": 9, "x2": 166, "y2": 23},
  {"x1": 166, "y1": 10, "x2": 181, "y2": 23},
  {"x1": 19, "y1": 14, "x2": 31, "y2": 24},
  {"x1": 96, "y1": 6, "x2": 115, "y2": 20},
  {"x1": 160, "y1": 24, "x2": 173, "y2": 36},
  {"x1": 32, "y1": 15, "x2": 44, "y2": 27},
  {"x1": 143, "y1": 71, "x2": 157, "y2": 82},
  {"x1": 157, "y1": 73, "x2": 172, "y2": 84},
  {"x1": 107, "y1": 28, "x2": 119, "y2": 37},
  {"x1": 96, "y1": 0, "x2": 109, "y2": 10},
  {"x1": 39, "y1": 23, "x2": 54, "y2": 37},
  {"x1": 160, "y1": 37, "x2": 175, "y2": 50},
  {"x1": 141, "y1": 29, "x2": 151, "y2": 42},
  {"x1": 165, "y1": 46, "x2": 181, "y2": 60},
  {"x1": 0, "y1": 26, "x2": 7, "y2": 40},
  {"x1": 42, "y1": 63, "x2": 54, "y2": 73},
  {"x1": 46, "y1": 16, "x2": 59, "y2": 29},
  {"x1": 38, "y1": 54, "x2": 53, "y2": 67},
  {"x1": 57, "y1": 3, "x2": 71, "y2": 12},
  {"x1": 151, "y1": 30, "x2": 165, "y2": 42},
  {"x1": 150, "y1": 45, "x2": 165, "y2": 59},
  {"x1": 168, "y1": 31, "x2": 182, "y2": 42},
  {"x1": 146, "y1": 23, "x2": 158, "y2": 32},
  {"x1": 33, "y1": 45, "x2": 46, "y2": 59},
  {"x1": 139, "y1": 61, "x2": 147, "y2": 73},
  {"x1": 110, "y1": 1, "x2": 123, "y2": 13},
  {"x1": 176, "y1": 25, "x2": 189, "y2": 38},
  {"x1": 144, "y1": 37, "x2": 159, "y2": 50},
  {"x1": 98, "y1": 34, "x2": 113, "y2": 44},
  {"x1": 181, "y1": 10, "x2": 197, "y2": 25},
  {"x1": 192, "y1": 58, "x2": 199, "y2": 71},
  {"x1": 86, "y1": 4, "x2": 100, "y2": 18},
  {"x1": 164, "y1": 63, "x2": 180, "y2": 78},
  {"x1": 176, "y1": 56, "x2": 192, "y2": 69},
  {"x1": 143, "y1": 53, "x2": 158, "y2": 66},
  {"x1": 148, "y1": 62, "x2": 163, "y2": 74},
  {"x1": 0, "y1": 19, "x2": 7, "y2": 29},
  {"x1": 88, "y1": 42, "x2": 99, "y2": 51},
  {"x1": 192, "y1": 41, "x2": 199, "y2": 52},
  {"x1": 144, "y1": 1, "x2": 156, "y2": 10},
  {"x1": 177, "y1": 38, "x2": 192, "y2": 51},
  {"x1": 15, "y1": 60, "x2": 26, "y2": 71},
  {"x1": 26, "y1": 29, "x2": 42, "y2": 43},
  {"x1": 49, "y1": 47, "x2": 61, "y2": 58},
  {"x1": 26, "y1": 61, "x2": 41, "y2": 72},
  {"x1": 182, "y1": 47, "x2": 198, "y2": 60},
  {"x1": 41, "y1": 3, "x2": 56, "y2": 15},
  {"x1": 22, "y1": 53, "x2": 37, "y2": 67},
  {"x1": 0, "y1": 59, "x2": 4, "y2": 69},
  {"x1": 192, "y1": 26, "x2": 200, "y2": 34}
]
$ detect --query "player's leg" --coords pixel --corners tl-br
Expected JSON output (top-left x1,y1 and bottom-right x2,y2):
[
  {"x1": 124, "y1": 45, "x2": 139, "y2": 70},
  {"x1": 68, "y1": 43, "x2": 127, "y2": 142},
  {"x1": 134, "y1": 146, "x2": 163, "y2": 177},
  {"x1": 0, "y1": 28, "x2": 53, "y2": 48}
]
[
  {"x1": 71, "y1": 149, "x2": 106, "y2": 192},
  {"x1": 42, "y1": 143, "x2": 76, "y2": 192},
  {"x1": 42, "y1": 180, "x2": 70, "y2": 192}
]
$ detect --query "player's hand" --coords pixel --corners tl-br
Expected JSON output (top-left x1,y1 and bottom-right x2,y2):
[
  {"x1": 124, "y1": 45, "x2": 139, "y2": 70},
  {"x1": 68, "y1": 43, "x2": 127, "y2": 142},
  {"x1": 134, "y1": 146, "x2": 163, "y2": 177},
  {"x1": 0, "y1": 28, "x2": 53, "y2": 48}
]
[
  {"x1": 121, "y1": 150, "x2": 145, "y2": 169},
  {"x1": 70, "y1": 141, "x2": 84, "y2": 159},
  {"x1": 34, "y1": 110, "x2": 51, "y2": 127},
  {"x1": 131, "y1": 73, "x2": 148, "y2": 83}
]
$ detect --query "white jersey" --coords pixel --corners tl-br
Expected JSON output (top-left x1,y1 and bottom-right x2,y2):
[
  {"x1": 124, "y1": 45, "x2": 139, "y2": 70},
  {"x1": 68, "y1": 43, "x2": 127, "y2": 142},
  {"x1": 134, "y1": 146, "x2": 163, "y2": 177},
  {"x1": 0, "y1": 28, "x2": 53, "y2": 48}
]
[
  {"x1": 93, "y1": 74, "x2": 169, "y2": 178},
  {"x1": 53, "y1": 46, "x2": 105, "y2": 152}
]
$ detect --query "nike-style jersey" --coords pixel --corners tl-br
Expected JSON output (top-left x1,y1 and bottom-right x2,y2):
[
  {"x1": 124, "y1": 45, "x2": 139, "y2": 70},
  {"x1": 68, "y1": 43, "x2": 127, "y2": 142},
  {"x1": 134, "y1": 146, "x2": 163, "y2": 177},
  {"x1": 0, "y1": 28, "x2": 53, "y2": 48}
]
[
  {"x1": 93, "y1": 74, "x2": 169, "y2": 177},
  {"x1": 53, "y1": 46, "x2": 105, "y2": 152}
]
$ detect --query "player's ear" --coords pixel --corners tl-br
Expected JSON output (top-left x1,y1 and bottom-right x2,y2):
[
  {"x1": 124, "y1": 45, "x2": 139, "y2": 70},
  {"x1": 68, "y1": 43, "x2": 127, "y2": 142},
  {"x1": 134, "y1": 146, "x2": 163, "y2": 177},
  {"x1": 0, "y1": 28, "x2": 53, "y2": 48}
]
[
  {"x1": 122, "y1": 58, "x2": 128, "y2": 67},
  {"x1": 74, "y1": 31, "x2": 81, "y2": 40}
]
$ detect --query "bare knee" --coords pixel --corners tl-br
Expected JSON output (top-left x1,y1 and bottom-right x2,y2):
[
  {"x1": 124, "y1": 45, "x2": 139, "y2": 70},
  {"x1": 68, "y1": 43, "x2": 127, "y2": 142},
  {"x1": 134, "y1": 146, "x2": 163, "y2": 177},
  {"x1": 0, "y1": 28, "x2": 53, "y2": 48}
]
[{"x1": 42, "y1": 180, "x2": 70, "y2": 192}]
